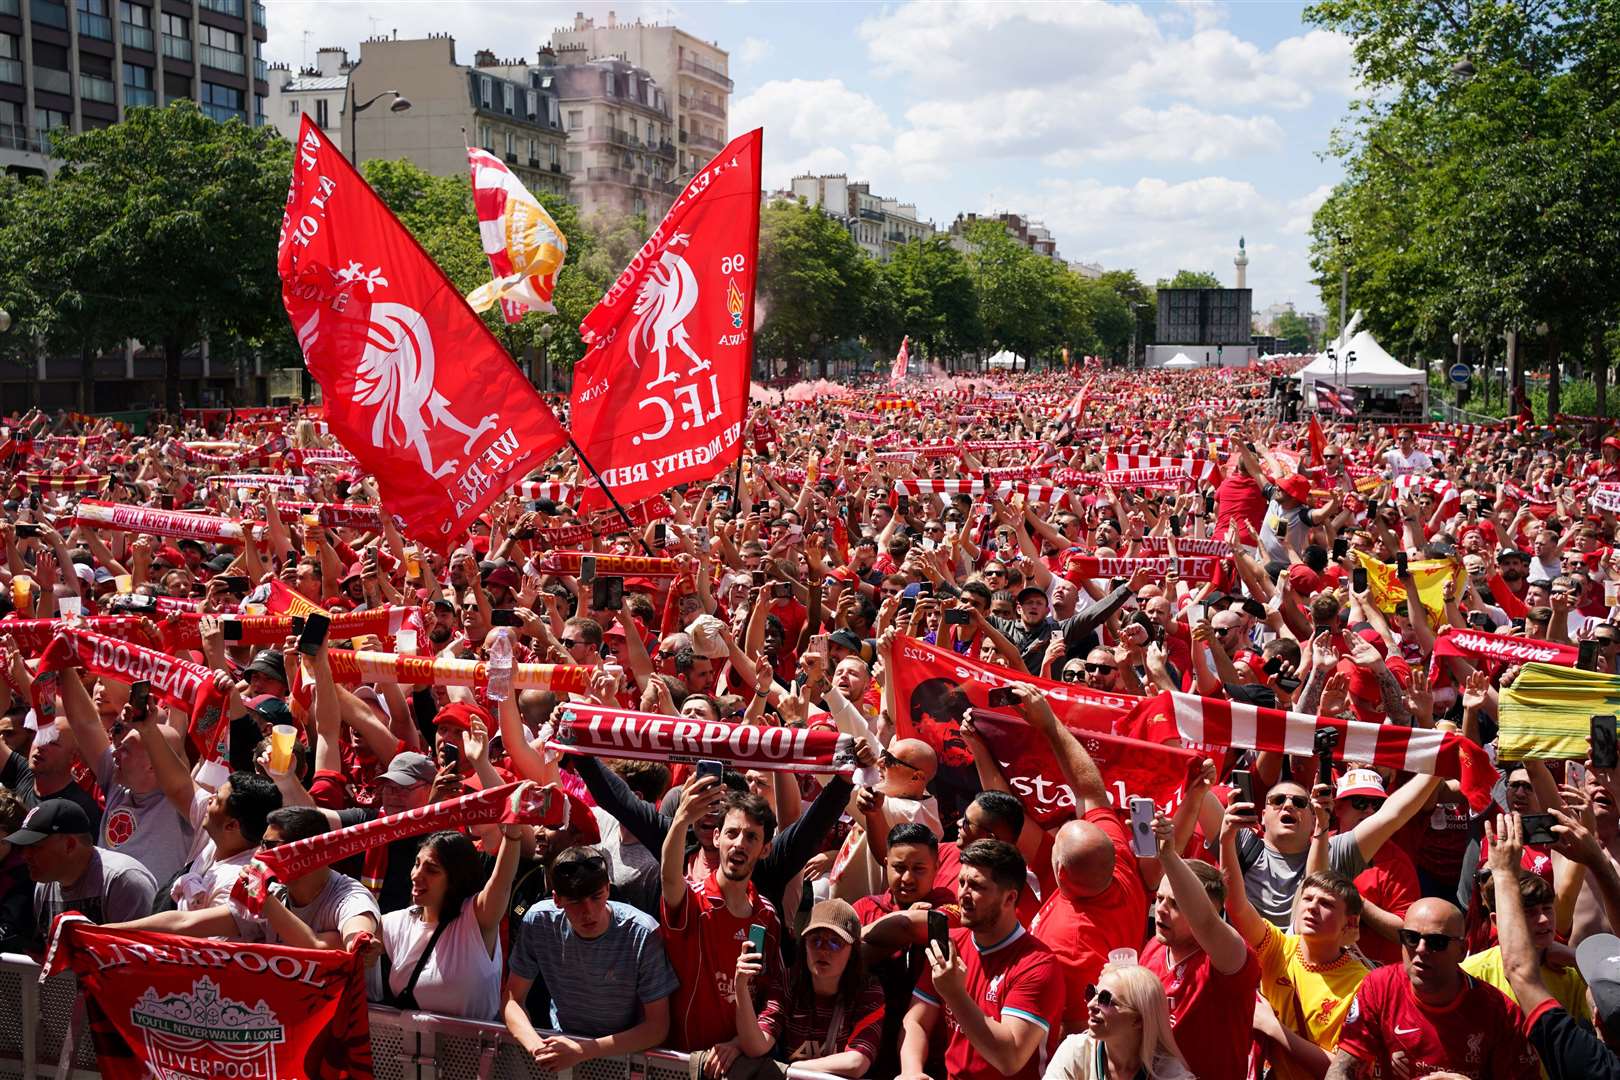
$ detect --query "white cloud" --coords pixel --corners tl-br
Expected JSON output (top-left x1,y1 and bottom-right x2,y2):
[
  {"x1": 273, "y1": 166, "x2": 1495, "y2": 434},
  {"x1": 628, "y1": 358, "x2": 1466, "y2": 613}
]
[
  {"x1": 1283, "y1": 183, "x2": 1336, "y2": 235},
  {"x1": 731, "y1": 79, "x2": 895, "y2": 187},
  {"x1": 736, "y1": 36, "x2": 772, "y2": 66}
]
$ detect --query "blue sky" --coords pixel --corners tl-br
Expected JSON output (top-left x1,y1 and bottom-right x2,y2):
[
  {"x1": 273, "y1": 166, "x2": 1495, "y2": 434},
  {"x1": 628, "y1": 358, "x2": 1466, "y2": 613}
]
[{"x1": 266, "y1": 1, "x2": 1358, "y2": 314}]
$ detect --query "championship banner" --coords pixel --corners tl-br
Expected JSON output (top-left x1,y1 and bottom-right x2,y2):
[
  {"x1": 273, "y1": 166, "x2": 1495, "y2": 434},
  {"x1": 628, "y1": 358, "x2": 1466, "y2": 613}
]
[
  {"x1": 466, "y1": 147, "x2": 567, "y2": 320},
  {"x1": 73, "y1": 499, "x2": 246, "y2": 544},
  {"x1": 548, "y1": 704, "x2": 855, "y2": 775},
  {"x1": 1125, "y1": 690, "x2": 1496, "y2": 811},
  {"x1": 570, "y1": 128, "x2": 763, "y2": 511},
  {"x1": 1063, "y1": 554, "x2": 1220, "y2": 584},
  {"x1": 30, "y1": 629, "x2": 226, "y2": 761},
  {"x1": 1498, "y1": 662, "x2": 1620, "y2": 761},
  {"x1": 530, "y1": 551, "x2": 680, "y2": 577},
  {"x1": 0, "y1": 616, "x2": 163, "y2": 655},
  {"x1": 1352, "y1": 550, "x2": 1464, "y2": 622},
  {"x1": 886, "y1": 636, "x2": 1191, "y2": 825},
  {"x1": 1432, "y1": 626, "x2": 1578, "y2": 670},
  {"x1": 233, "y1": 781, "x2": 564, "y2": 914},
  {"x1": 322, "y1": 648, "x2": 593, "y2": 695},
  {"x1": 44, "y1": 918, "x2": 373, "y2": 1080},
  {"x1": 279, "y1": 117, "x2": 570, "y2": 549}
]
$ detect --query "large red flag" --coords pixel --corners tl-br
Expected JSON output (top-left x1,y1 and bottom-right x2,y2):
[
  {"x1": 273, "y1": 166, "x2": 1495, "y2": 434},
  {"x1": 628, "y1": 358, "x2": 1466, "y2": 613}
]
[
  {"x1": 569, "y1": 128, "x2": 763, "y2": 511},
  {"x1": 278, "y1": 116, "x2": 568, "y2": 549},
  {"x1": 1307, "y1": 412, "x2": 1327, "y2": 468},
  {"x1": 890, "y1": 335, "x2": 909, "y2": 385}
]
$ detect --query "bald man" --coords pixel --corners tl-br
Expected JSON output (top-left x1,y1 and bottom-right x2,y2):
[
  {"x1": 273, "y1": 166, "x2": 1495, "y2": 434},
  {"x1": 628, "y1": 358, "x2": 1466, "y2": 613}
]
[
  {"x1": 1329, "y1": 898, "x2": 1540, "y2": 1080},
  {"x1": 1019, "y1": 685, "x2": 1148, "y2": 1036},
  {"x1": 874, "y1": 737, "x2": 942, "y2": 838}
]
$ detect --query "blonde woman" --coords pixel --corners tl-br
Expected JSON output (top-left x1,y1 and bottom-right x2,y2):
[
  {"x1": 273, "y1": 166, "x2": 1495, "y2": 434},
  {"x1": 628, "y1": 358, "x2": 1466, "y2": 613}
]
[{"x1": 1044, "y1": 963, "x2": 1195, "y2": 1080}]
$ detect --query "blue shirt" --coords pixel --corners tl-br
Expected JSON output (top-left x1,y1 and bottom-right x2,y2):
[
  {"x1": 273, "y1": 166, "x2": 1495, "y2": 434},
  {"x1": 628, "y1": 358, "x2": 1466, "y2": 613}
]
[{"x1": 508, "y1": 899, "x2": 679, "y2": 1038}]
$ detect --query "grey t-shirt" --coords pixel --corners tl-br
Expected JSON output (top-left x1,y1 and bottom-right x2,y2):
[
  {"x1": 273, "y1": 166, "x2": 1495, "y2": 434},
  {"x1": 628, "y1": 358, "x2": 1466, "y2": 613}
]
[
  {"x1": 592, "y1": 807, "x2": 662, "y2": 916},
  {"x1": 94, "y1": 747, "x2": 196, "y2": 887},
  {"x1": 33, "y1": 847, "x2": 157, "y2": 943},
  {"x1": 0, "y1": 754, "x2": 102, "y2": 832},
  {"x1": 1236, "y1": 829, "x2": 1367, "y2": 927},
  {"x1": 232, "y1": 870, "x2": 381, "y2": 945},
  {"x1": 508, "y1": 899, "x2": 678, "y2": 1038}
]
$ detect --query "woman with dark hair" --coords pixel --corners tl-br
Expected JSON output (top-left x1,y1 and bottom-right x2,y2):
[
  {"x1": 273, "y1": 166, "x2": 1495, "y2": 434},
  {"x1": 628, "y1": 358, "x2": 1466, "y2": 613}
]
[
  {"x1": 723, "y1": 899, "x2": 886, "y2": 1078},
  {"x1": 376, "y1": 822, "x2": 523, "y2": 1022}
]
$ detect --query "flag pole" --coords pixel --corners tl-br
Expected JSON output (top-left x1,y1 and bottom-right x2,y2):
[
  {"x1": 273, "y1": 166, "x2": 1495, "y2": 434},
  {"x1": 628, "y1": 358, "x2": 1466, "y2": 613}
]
[{"x1": 567, "y1": 436, "x2": 655, "y2": 556}]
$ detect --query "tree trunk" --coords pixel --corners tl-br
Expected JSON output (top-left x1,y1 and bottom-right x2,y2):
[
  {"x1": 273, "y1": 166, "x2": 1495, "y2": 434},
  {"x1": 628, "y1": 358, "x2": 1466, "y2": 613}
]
[
  {"x1": 1547, "y1": 333, "x2": 1561, "y2": 418},
  {"x1": 80, "y1": 344, "x2": 94, "y2": 414},
  {"x1": 163, "y1": 335, "x2": 184, "y2": 412},
  {"x1": 1596, "y1": 329, "x2": 1609, "y2": 417}
]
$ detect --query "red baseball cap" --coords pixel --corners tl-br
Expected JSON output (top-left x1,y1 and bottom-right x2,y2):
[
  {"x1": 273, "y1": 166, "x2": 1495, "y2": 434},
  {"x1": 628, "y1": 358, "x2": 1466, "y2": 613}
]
[
  {"x1": 1279, "y1": 473, "x2": 1312, "y2": 505},
  {"x1": 433, "y1": 701, "x2": 492, "y2": 732}
]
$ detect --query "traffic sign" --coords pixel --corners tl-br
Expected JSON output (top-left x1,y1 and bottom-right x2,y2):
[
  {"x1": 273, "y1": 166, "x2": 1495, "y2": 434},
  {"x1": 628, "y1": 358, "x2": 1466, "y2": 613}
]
[{"x1": 1449, "y1": 363, "x2": 1471, "y2": 385}]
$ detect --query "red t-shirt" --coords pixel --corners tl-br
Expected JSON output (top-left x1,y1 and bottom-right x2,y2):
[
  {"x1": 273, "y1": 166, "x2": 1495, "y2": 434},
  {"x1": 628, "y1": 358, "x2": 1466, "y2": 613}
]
[
  {"x1": 1337, "y1": 964, "x2": 1539, "y2": 1080},
  {"x1": 659, "y1": 873, "x2": 782, "y2": 1052},
  {"x1": 1028, "y1": 807, "x2": 1148, "y2": 1027},
  {"x1": 1141, "y1": 937, "x2": 1263, "y2": 1080},
  {"x1": 1215, "y1": 459, "x2": 1266, "y2": 536},
  {"x1": 1353, "y1": 843, "x2": 1421, "y2": 968},
  {"x1": 936, "y1": 838, "x2": 1048, "y2": 927},
  {"x1": 853, "y1": 886, "x2": 960, "y2": 925},
  {"x1": 913, "y1": 925, "x2": 1064, "y2": 1080}
]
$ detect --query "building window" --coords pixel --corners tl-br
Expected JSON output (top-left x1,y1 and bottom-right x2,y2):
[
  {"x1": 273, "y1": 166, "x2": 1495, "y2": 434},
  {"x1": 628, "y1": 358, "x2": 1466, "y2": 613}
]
[
  {"x1": 199, "y1": 24, "x2": 240, "y2": 51},
  {"x1": 34, "y1": 106, "x2": 70, "y2": 132},
  {"x1": 526, "y1": 136, "x2": 536, "y2": 162},
  {"x1": 525, "y1": 89, "x2": 536, "y2": 119},
  {"x1": 479, "y1": 123, "x2": 492, "y2": 151},
  {"x1": 566, "y1": 150, "x2": 581, "y2": 172},
  {"x1": 160, "y1": 11, "x2": 190, "y2": 61},
  {"x1": 501, "y1": 82, "x2": 513, "y2": 113},
  {"x1": 286, "y1": 98, "x2": 299, "y2": 116},
  {"x1": 200, "y1": 80, "x2": 243, "y2": 121},
  {"x1": 549, "y1": 141, "x2": 559, "y2": 165},
  {"x1": 566, "y1": 109, "x2": 582, "y2": 131},
  {"x1": 0, "y1": 34, "x2": 17, "y2": 87},
  {"x1": 199, "y1": 23, "x2": 243, "y2": 73},
  {"x1": 504, "y1": 130, "x2": 515, "y2": 158},
  {"x1": 479, "y1": 76, "x2": 492, "y2": 109},
  {"x1": 314, "y1": 98, "x2": 328, "y2": 128},
  {"x1": 75, "y1": 0, "x2": 112, "y2": 39},
  {"x1": 119, "y1": 1, "x2": 153, "y2": 50}
]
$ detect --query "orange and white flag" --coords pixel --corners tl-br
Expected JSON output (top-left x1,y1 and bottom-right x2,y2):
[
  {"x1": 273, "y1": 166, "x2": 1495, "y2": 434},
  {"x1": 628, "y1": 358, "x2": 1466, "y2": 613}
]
[{"x1": 466, "y1": 148, "x2": 567, "y2": 321}]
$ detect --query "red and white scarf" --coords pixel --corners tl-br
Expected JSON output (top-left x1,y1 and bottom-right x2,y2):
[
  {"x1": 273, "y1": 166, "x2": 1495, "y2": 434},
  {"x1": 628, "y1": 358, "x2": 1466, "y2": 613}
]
[
  {"x1": 549, "y1": 704, "x2": 854, "y2": 775},
  {"x1": 73, "y1": 499, "x2": 245, "y2": 544}
]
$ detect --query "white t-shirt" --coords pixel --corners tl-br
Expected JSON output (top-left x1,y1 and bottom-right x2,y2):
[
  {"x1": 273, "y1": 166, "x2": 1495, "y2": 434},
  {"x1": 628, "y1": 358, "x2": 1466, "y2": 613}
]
[
  {"x1": 379, "y1": 905, "x2": 502, "y2": 1022},
  {"x1": 1384, "y1": 447, "x2": 1433, "y2": 478}
]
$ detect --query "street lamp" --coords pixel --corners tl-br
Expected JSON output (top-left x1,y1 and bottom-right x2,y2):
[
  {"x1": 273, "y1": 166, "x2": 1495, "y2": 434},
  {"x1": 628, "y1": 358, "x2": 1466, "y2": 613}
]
[
  {"x1": 349, "y1": 89, "x2": 412, "y2": 166},
  {"x1": 1451, "y1": 56, "x2": 1477, "y2": 80},
  {"x1": 0, "y1": 308, "x2": 10, "y2": 334}
]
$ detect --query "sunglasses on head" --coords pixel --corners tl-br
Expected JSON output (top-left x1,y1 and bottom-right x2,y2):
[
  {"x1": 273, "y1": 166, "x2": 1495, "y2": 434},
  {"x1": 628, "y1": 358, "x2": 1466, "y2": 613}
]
[
  {"x1": 1397, "y1": 929, "x2": 1460, "y2": 952},
  {"x1": 1267, "y1": 793, "x2": 1311, "y2": 810}
]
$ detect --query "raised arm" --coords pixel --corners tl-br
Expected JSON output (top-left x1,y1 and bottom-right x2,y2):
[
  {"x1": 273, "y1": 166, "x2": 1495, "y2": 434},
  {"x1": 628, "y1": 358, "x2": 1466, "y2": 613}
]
[
  {"x1": 1153, "y1": 811, "x2": 1250, "y2": 974},
  {"x1": 661, "y1": 774, "x2": 725, "y2": 914},
  {"x1": 1014, "y1": 683, "x2": 1108, "y2": 813}
]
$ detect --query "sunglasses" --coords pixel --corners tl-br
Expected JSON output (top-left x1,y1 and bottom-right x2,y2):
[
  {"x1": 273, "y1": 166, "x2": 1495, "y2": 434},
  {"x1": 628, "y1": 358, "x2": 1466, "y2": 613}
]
[
  {"x1": 1345, "y1": 796, "x2": 1383, "y2": 812},
  {"x1": 1084, "y1": 984, "x2": 1131, "y2": 1010},
  {"x1": 1085, "y1": 663, "x2": 1116, "y2": 674},
  {"x1": 804, "y1": 932, "x2": 849, "y2": 952},
  {"x1": 1267, "y1": 794, "x2": 1311, "y2": 810},
  {"x1": 561, "y1": 638, "x2": 582, "y2": 648},
  {"x1": 1060, "y1": 670, "x2": 1084, "y2": 683},
  {"x1": 881, "y1": 750, "x2": 922, "y2": 773},
  {"x1": 984, "y1": 568, "x2": 1007, "y2": 577},
  {"x1": 1397, "y1": 929, "x2": 1460, "y2": 952}
]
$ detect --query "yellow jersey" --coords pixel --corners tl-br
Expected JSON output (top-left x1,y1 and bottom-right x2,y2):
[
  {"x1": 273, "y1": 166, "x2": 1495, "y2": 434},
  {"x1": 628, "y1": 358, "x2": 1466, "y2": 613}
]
[{"x1": 1256, "y1": 920, "x2": 1370, "y2": 1080}]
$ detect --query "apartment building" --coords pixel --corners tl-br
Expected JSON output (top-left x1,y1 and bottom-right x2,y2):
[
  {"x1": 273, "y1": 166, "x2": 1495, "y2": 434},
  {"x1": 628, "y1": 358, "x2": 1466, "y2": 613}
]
[
  {"x1": 789, "y1": 173, "x2": 937, "y2": 262},
  {"x1": 538, "y1": 49, "x2": 676, "y2": 222},
  {"x1": 346, "y1": 35, "x2": 569, "y2": 200},
  {"x1": 0, "y1": 0, "x2": 269, "y2": 177},
  {"x1": 265, "y1": 45, "x2": 349, "y2": 153},
  {"x1": 949, "y1": 212, "x2": 1065, "y2": 262},
  {"x1": 549, "y1": 10, "x2": 728, "y2": 180}
]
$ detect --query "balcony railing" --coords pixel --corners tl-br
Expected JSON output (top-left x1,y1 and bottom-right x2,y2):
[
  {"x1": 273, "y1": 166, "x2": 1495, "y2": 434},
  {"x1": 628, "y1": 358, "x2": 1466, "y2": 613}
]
[
  {"x1": 253, "y1": 56, "x2": 265, "y2": 81},
  {"x1": 0, "y1": 122, "x2": 46, "y2": 153},
  {"x1": 161, "y1": 34, "x2": 191, "y2": 61},
  {"x1": 30, "y1": 0, "x2": 68, "y2": 28},
  {"x1": 123, "y1": 84, "x2": 155, "y2": 106},
  {"x1": 197, "y1": 0, "x2": 242, "y2": 15},
  {"x1": 79, "y1": 73, "x2": 115, "y2": 102},
  {"x1": 0, "y1": 58, "x2": 19, "y2": 85},
  {"x1": 680, "y1": 95, "x2": 725, "y2": 119},
  {"x1": 587, "y1": 125, "x2": 632, "y2": 147},
  {"x1": 121, "y1": 22, "x2": 153, "y2": 50},
  {"x1": 200, "y1": 102, "x2": 242, "y2": 122},
  {"x1": 652, "y1": 138, "x2": 675, "y2": 160},
  {"x1": 586, "y1": 165, "x2": 637, "y2": 184},
  {"x1": 678, "y1": 56, "x2": 732, "y2": 90},
  {"x1": 77, "y1": 11, "x2": 112, "y2": 39},
  {"x1": 689, "y1": 130, "x2": 724, "y2": 152},
  {"x1": 199, "y1": 43, "x2": 244, "y2": 73},
  {"x1": 33, "y1": 65, "x2": 70, "y2": 96},
  {"x1": 251, "y1": 0, "x2": 263, "y2": 24}
]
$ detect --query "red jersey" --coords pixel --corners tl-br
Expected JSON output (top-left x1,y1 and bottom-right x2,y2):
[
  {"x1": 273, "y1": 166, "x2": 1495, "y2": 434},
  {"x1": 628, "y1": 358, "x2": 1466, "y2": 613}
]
[
  {"x1": 936, "y1": 838, "x2": 1047, "y2": 926},
  {"x1": 914, "y1": 925, "x2": 1064, "y2": 1080},
  {"x1": 1028, "y1": 807, "x2": 1148, "y2": 1027},
  {"x1": 660, "y1": 873, "x2": 782, "y2": 1052},
  {"x1": 1353, "y1": 843, "x2": 1421, "y2": 967},
  {"x1": 1141, "y1": 937, "x2": 1262, "y2": 1080},
  {"x1": 853, "y1": 886, "x2": 960, "y2": 925},
  {"x1": 1338, "y1": 964, "x2": 1539, "y2": 1080},
  {"x1": 1215, "y1": 459, "x2": 1266, "y2": 536}
]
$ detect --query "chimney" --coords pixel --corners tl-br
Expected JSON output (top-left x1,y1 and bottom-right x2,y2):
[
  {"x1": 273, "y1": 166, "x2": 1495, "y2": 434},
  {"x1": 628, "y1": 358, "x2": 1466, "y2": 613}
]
[
  {"x1": 474, "y1": 48, "x2": 497, "y2": 67},
  {"x1": 608, "y1": 9, "x2": 617, "y2": 27},
  {"x1": 315, "y1": 47, "x2": 348, "y2": 77}
]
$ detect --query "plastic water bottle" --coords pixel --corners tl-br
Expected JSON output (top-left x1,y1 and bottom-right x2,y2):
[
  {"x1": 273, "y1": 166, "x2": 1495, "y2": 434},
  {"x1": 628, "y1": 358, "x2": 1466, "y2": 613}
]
[{"x1": 487, "y1": 628, "x2": 514, "y2": 702}]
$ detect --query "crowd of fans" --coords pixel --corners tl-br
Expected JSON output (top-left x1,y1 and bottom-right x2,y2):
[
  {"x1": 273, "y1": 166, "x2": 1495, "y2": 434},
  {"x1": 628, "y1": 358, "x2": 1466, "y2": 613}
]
[{"x1": 1, "y1": 367, "x2": 1619, "y2": 1080}]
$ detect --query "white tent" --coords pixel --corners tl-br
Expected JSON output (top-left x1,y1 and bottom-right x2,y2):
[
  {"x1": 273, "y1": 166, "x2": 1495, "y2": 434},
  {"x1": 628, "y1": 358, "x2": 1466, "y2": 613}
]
[
  {"x1": 1297, "y1": 326, "x2": 1428, "y2": 411},
  {"x1": 1163, "y1": 353, "x2": 1198, "y2": 369},
  {"x1": 986, "y1": 350, "x2": 1027, "y2": 370}
]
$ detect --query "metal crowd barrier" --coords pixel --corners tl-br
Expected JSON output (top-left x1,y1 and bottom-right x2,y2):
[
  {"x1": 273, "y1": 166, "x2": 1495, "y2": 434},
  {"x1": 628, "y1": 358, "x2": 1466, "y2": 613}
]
[{"x1": 0, "y1": 954, "x2": 844, "y2": 1080}]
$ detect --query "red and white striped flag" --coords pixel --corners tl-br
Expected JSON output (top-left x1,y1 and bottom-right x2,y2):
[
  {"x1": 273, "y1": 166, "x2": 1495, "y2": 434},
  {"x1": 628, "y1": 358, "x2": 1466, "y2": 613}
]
[
  {"x1": 890, "y1": 336, "x2": 909, "y2": 385},
  {"x1": 466, "y1": 148, "x2": 567, "y2": 322},
  {"x1": 1123, "y1": 690, "x2": 1496, "y2": 811},
  {"x1": 1063, "y1": 376, "x2": 1094, "y2": 423},
  {"x1": 1316, "y1": 384, "x2": 1355, "y2": 417}
]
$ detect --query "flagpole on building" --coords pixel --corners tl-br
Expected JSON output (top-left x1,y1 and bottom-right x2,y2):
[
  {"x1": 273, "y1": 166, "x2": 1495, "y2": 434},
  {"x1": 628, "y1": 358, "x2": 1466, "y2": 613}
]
[{"x1": 567, "y1": 437, "x2": 655, "y2": 556}]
